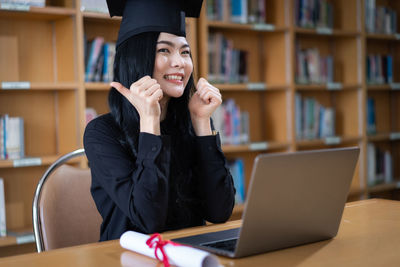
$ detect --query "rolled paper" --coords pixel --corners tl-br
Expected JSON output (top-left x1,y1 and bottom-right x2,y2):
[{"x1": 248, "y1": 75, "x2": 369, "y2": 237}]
[{"x1": 120, "y1": 231, "x2": 220, "y2": 267}]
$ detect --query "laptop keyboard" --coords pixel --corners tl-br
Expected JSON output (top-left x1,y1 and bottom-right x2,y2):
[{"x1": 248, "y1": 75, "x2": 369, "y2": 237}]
[{"x1": 201, "y1": 238, "x2": 238, "y2": 252}]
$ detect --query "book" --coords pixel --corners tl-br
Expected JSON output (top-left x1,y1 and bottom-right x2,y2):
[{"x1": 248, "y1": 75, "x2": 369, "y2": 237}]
[
  {"x1": 366, "y1": 98, "x2": 376, "y2": 135},
  {"x1": 81, "y1": 0, "x2": 109, "y2": 13},
  {"x1": 296, "y1": 0, "x2": 333, "y2": 29},
  {"x1": 85, "y1": 37, "x2": 105, "y2": 82},
  {"x1": 5, "y1": 116, "x2": 24, "y2": 160},
  {"x1": 231, "y1": 0, "x2": 248, "y2": 24},
  {"x1": 228, "y1": 158, "x2": 245, "y2": 204},
  {"x1": 0, "y1": 115, "x2": 4, "y2": 160},
  {"x1": 0, "y1": 178, "x2": 6, "y2": 237},
  {"x1": 0, "y1": 0, "x2": 45, "y2": 7},
  {"x1": 384, "y1": 151, "x2": 393, "y2": 184},
  {"x1": 367, "y1": 143, "x2": 376, "y2": 186}
]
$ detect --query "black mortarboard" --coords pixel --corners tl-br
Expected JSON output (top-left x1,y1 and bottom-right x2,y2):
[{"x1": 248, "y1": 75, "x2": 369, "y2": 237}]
[{"x1": 106, "y1": 0, "x2": 203, "y2": 48}]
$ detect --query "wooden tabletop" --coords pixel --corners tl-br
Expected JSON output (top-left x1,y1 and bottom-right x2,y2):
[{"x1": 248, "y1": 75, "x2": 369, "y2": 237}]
[{"x1": 0, "y1": 199, "x2": 399, "y2": 266}]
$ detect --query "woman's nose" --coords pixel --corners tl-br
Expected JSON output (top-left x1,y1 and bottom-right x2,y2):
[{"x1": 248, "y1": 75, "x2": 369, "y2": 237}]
[{"x1": 171, "y1": 52, "x2": 184, "y2": 68}]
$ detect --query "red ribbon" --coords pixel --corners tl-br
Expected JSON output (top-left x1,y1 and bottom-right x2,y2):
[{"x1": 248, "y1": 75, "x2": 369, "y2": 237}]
[{"x1": 146, "y1": 233, "x2": 181, "y2": 267}]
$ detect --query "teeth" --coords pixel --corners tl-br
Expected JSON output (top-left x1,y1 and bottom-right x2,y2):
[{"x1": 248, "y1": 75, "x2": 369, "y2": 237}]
[{"x1": 165, "y1": 75, "x2": 183, "y2": 81}]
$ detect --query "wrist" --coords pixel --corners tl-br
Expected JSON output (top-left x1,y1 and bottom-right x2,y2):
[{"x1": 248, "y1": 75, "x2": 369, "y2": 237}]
[
  {"x1": 140, "y1": 117, "x2": 160, "y2": 135},
  {"x1": 191, "y1": 117, "x2": 212, "y2": 136}
]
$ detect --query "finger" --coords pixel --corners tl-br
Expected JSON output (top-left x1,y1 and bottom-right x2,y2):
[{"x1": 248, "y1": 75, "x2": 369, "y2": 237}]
[
  {"x1": 197, "y1": 80, "x2": 220, "y2": 96},
  {"x1": 196, "y1": 77, "x2": 208, "y2": 89},
  {"x1": 202, "y1": 91, "x2": 222, "y2": 105},
  {"x1": 110, "y1": 82, "x2": 131, "y2": 99},
  {"x1": 144, "y1": 83, "x2": 161, "y2": 96},
  {"x1": 137, "y1": 78, "x2": 158, "y2": 93},
  {"x1": 135, "y1": 75, "x2": 151, "y2": 86},
  {"x1": 199, "y1": 86, "x2": 221, "y2": 100},
  {"x1": 151, "y1": 89, "x2": 163, "y2": 102}
]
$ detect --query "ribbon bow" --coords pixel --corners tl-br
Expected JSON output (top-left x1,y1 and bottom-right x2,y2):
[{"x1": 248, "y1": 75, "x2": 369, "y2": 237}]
[{"x1": 146, "y1": 233, "x2": 180, "y2": 267}]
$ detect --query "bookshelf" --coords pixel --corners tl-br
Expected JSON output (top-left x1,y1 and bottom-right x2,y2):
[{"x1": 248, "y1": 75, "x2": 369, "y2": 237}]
[
  {"x1": 0, "y1": 0, "x2": 81, "y2": 257},
  {"x1": 0, "y1": 0, "x2": 199, "y2": 256},
  {"x1": 0, "y1": 0, "x2": 400, "y2": 257}
]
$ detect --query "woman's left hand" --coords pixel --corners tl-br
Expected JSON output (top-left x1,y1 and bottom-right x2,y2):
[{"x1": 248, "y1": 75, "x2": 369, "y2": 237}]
[
  {"x1": 189, "y1": 78, "x2": 222, "y2": 119},
  {"x1": 189, "y1": 78, "x2": 222, "y2": 136}
]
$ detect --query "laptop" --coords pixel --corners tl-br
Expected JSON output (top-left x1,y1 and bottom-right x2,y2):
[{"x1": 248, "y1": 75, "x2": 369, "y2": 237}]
[{"x1": 172, "y1": 147, "x2": 360, "y2": 258}]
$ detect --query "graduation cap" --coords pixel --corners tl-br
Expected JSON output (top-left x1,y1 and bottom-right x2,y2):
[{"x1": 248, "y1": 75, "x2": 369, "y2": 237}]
[{"x1": 106, "y1": 0, "x2": 203, "y2": 48}]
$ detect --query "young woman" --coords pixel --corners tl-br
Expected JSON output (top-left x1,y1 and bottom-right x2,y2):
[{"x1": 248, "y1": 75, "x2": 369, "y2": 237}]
[{"x1": 84, "y1": 31, "x2": 235, "y2": 241}]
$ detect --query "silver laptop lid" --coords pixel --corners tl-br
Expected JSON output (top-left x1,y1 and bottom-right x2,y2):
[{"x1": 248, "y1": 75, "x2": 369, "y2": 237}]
[{"x1": 235, "y1": 147, "x2": 359, "y2": 257}]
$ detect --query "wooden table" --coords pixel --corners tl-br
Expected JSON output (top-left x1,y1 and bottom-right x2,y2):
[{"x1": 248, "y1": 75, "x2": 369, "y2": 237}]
[{"x1": 0, "y1": 199, "x2": 399, "y2": 266}]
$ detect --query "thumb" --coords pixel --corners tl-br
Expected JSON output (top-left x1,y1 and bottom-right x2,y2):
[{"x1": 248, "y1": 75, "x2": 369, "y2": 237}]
[{"x1": 110, "y1": 82, "x2": 130, "y2": 99}]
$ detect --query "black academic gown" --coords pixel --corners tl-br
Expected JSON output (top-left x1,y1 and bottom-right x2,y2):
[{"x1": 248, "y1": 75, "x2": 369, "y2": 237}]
[{"x1": 83, "y1": 113, "x2": 235, "y2": 241}]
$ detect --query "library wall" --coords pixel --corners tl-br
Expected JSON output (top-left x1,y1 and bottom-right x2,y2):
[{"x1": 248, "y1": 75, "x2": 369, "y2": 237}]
[{"x1": 1, "y1": 0, "x2": 400, "y2": 257}]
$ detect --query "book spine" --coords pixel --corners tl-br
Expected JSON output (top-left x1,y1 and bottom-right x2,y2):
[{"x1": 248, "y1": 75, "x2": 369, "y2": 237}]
[
  {"x1": 367, "y1": 143, "x2": 376, "y2": 186},
  {"x1": 0, "y1": 178, "x2": 6, "y2": 237}
]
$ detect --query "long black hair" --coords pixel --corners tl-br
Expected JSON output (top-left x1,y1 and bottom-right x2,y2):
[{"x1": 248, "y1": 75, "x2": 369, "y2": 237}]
[{"x1": 108, "y1": 32, "x2": 196, "y2": 157}]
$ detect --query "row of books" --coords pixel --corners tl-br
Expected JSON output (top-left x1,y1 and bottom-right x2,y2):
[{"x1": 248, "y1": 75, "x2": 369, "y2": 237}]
[
  {"x1": 81, "y1": 0, "x2": 108, "y2": 13},
  {"x1": 212, "y1": 98, "x2": 250, "y2": 145},
  {"x1": 84, "y1": 36, "x2": 116, "y2": 83},
  {"x1": 366, "y1": 54, "x2": 393, "y2": 85},
  {"x1": 295, "y1": 0, "x2": 334, "y2": 29},
  {"x1": 0, "y1": 0, "x2": 44, "y2": 7},
  {"x1": 295, "y1": 94, "x2": 335, "y2": 140},
  {"x1": 366, "y1": 97, "x2": 377, "y2": 135},
  {"x1": 1, "y1": 115, "x2": 24, "y2": 160},
  {"x1": 207, "y1": 0, "x2": 266, "y2": 24},
  {"x1": 208, "y1": 32, "x2": 248, "y2": 84},
  {"x1": 296, "y1": 47, "x2": 334, "y2": 84},
  {"x1": 228, "y1": 158, "x2": 246, "y2": 204},
  {"x1": 367, "y1": 143, "x2": 393, "y2": 186},
  {"x1": 365, "y1": 0, "x2": 398, "y2": 34}
]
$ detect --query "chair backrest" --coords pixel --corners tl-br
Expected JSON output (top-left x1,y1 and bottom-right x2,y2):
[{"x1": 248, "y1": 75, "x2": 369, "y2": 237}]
[{"x1": 32, "y1": 149, "x2": 102, "y2": 252}]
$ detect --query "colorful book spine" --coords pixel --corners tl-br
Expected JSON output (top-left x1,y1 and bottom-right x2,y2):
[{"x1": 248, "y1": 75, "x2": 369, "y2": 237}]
[
  {"x1": 228, "y1": 158, "x2": 245, "y2": 204},
  {"x1": 366, "y1": 98, "x2": 377, "y2": 135}
]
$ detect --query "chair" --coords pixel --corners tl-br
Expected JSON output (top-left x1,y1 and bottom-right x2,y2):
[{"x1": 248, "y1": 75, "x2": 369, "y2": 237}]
[{"x1": 32, "y1": 148, "x2": 102, "y2": 252}]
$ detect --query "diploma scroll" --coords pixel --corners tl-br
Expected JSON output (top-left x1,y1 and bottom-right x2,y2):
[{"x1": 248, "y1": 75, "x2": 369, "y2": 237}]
[{"x1": 120, "y1": 231, "x2": 220, "y2": 267}]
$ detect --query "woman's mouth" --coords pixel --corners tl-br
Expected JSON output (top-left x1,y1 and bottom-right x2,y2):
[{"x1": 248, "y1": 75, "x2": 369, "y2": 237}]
[{"x1": 164, "y1": 74, "x2": 184, "y2": 84}]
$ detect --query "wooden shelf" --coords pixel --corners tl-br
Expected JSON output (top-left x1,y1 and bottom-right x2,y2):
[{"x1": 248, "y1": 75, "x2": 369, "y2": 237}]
[
  {"x1": 366, "y1": 33, "x2": 400, "y2": 41},
  {"x1": 222, "y1": 141, "x2": 289, "y2": 153},
  {"x1": 367, "y1": 84, "x2": 400, "y2": 91},
  {"x1": 0, "y1": 228, "x2": 34, "y2": 248},
  {"x1": 207, "y1": 21, "x2": 287, "y2": 32},
  {"x1": 296, "y1": 136, "x2": 361, "y2": 148},
  {"x1": 0, "y1": 82, "x2": 78, "y2": 90},
  {"x1": 0, "y1": 155, "x2": 81, "y2": 168},
  {"x1": 367, "y1": 132, "x2": 400, "y2": 142},
  {"x1": 85, "y1": 82, "x2": 111, "y2": 91},
  {"x1": 294, "y1": 27, "x2": 360, "y2": 37},
  {"x1": 295, "y1": 83, "x2": 360, "y2": 91},
  {"x1": 368, "y1": 181, "x2": 400, "y2": 194},
  {"x1": 214, "y1": 83, "x2": 287, "y2": 91},
  {"x1": 0, "y1": 6, "x2": 76, "y2": 20}
]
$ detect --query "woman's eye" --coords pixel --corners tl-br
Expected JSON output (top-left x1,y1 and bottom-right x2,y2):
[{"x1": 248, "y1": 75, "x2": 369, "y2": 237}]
[
  {"x1": 182, "y1": 50, "x2": 190, "y2": 55},
  {"x1": 158, "y1": 48, "x2": 169, "y2": 53}
]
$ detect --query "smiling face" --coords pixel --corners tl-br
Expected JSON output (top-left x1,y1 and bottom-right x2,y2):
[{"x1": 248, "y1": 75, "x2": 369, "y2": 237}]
[{"x1": 152, "y1": 32, "x2": 194, "y2": 99}]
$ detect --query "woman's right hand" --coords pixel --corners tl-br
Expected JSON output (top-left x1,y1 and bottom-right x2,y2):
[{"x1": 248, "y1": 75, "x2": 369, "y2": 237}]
[{"x1": 111, "y1": 76, "x2": 163, "y2": 134}]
